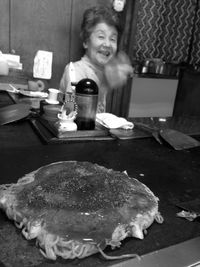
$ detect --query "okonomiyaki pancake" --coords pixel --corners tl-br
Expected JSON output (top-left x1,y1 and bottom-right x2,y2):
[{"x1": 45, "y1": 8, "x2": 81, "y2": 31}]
[{"x1": 0, "y1": 161, "x2": 163, "y2": 260}]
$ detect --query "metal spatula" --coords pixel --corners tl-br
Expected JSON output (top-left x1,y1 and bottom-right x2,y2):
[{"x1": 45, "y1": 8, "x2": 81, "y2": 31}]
[
  {"x1": 160, "y1": 128, "x2": 200, "y2": 150},
  {"x1": 176, "y1": 199, "x2": 200, "y2": 214},
  {"x1": 134, "y1": 122, "x2": 200, "y2": 150}
]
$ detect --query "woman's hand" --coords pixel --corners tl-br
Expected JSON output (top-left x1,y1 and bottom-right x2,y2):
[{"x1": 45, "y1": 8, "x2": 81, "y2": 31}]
[{"x1": 104, "y1": 51, "x2": 133, "y2": 89}]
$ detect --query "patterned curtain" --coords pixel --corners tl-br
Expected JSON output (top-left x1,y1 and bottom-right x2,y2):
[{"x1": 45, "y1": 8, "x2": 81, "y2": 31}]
[
  {"x1": 134, "y1": 0, "x2": 197, "y2": 63},
  {"x1": 190, "y1": 1, "x2": 200, "y2": 65}
]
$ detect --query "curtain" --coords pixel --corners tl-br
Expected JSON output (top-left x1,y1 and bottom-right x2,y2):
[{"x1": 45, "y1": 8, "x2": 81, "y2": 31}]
[
  {"x1": 190, "y1": 0, "x2": 200, "y2": 65},
  {"x1": 134, "y1": 0, "x2": 197, "y2": 63}
]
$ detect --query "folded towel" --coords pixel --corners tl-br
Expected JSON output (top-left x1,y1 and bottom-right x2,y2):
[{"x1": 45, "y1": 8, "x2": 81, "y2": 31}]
[{"x1": 96, "y1": 113, "x2": 134, "y2": 130}]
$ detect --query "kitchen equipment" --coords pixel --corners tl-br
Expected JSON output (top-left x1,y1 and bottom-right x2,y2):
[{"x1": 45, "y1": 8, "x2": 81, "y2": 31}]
[
  {"x1": 160, "y1": 129, "x2": 200, "y2": 150},
  {"x1": 159, "y1": 62, "x2": 178, "y2": 76},
  {"x1": 141, "y1": 58, "x2": 164, "y2": 74},
  {"x1": 176, "y1": 198, "x2": 200, "y2": 215},
  {"x1": 0, "y1": 103, "x2": 31, "y2": 125},
  {"x1": 134, "y1": 122, "x2": 200, "y2": 150}
]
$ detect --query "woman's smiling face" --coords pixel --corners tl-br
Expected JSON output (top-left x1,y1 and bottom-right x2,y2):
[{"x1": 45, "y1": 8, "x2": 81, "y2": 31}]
[{"x1": 84, "y1": 22, "x2": 118, "y2": 68}]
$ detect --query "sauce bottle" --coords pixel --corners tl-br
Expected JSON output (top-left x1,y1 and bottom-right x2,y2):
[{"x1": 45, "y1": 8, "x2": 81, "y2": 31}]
[{"x1": 75, "y1": 78, "x2": 98, "y2": 130}]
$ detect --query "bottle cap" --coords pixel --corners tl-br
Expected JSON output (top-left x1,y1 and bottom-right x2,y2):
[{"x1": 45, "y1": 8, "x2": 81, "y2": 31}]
[{"x1": 76, "y1": 79, "x2": 98, "y2": 95}]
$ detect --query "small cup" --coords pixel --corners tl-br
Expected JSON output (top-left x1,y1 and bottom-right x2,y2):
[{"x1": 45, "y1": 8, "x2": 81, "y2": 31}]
[{"x1": 47, "y1": 88, "x2": 60, "y2": 104}]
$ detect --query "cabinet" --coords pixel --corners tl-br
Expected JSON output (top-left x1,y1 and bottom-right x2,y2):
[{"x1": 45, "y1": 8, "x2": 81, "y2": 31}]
[
  {"x1": 173, "y1": 70, "x2": 200, "y2": 116},
  {"x1": 128, "y1": 76, "x2": 178, "y2": 118}
]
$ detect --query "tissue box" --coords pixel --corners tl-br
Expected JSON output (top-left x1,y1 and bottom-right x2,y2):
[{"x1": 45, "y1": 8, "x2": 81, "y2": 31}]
[
  {"x1": 0, "y1": 69, "x2": 31, "y2": 91},
  {"x1": 3, "y1": 54, "x2": 22, "y2": 70}
]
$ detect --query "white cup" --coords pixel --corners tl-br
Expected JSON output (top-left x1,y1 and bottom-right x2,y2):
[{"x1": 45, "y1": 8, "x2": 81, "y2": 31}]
[{"x1": 47, "y1": 88, "x2": 60, "y2": 103}]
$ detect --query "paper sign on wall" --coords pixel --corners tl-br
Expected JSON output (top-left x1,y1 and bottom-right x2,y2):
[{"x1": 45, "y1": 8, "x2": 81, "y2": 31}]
[{"x1": 33, "y1": 50, "x2": 53, "y2": 79}]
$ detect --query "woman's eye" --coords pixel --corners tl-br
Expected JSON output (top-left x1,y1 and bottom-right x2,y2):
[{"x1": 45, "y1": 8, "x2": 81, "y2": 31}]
[
  {"x1": 98, "y1": 35, "x2": 105, "y2": 39},
  {"x1": 111, "y1": 37, "x2": 117, "y2": 43}
]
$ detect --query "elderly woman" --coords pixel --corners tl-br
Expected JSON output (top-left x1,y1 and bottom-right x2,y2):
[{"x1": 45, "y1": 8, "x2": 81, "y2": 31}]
[{"x1": 59, "y1": 5, "x2": 133, "y2": 113}]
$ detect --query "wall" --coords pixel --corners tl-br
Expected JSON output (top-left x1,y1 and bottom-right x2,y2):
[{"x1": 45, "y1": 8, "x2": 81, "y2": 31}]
[
  {"x1": 0, "y1": 0, "x2": 108, "y2": 88},
  {"x1": 0, "y1": 0, "x2": 9, "y2": 52},
  {"x1": 10, "y1": 0, "x2": 72, "y2": 88}
]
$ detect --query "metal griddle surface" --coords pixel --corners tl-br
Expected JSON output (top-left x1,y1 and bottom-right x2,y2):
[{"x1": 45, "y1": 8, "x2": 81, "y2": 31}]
[{"x1": 0, "y1": 91, "x2": 200, "y2": 267}]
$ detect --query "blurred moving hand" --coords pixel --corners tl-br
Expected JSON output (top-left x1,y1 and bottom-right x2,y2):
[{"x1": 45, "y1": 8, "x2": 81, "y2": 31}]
[{"x1": 104, "y1": 51, "x2": 133, "y2": 89}]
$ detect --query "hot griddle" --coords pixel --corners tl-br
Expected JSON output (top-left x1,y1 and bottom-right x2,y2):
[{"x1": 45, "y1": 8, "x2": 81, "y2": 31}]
[{"x1": 1, "y1": 90, "x2": 200, "y2": 267}]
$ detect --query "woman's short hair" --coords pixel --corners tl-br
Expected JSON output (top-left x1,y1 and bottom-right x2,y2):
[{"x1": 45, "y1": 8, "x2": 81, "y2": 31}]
[{"x1": 80, "y1": 6, "x2": 121, "y2": 43}]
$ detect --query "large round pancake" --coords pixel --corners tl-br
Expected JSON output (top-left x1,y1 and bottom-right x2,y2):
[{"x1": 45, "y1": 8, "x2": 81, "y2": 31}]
[
  {"x1": 16, "y1": 161, "x2": 157, "y2": 242},
  {"x1": 0, "y1": 161, "x2": 162, "y2": 260}
]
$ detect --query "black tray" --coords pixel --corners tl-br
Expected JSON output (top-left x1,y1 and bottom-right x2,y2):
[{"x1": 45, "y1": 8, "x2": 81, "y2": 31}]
[
  {"x1": 30, "y1": 117, "x2": 154, "y2": 144},
  {"x1": 30, "y1": 118, "x2": 114, "y2": 143}
]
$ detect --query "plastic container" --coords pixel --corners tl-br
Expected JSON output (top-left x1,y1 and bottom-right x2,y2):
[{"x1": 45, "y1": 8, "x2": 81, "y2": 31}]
[{"x1": 75, "y1": 78, "x2": 98, "y2": 130}]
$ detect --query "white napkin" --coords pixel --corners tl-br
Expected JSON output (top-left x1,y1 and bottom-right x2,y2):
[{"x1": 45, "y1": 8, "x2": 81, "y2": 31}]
[{"x1": 96, "y1": 113, "x2": 134, "y2": 130}]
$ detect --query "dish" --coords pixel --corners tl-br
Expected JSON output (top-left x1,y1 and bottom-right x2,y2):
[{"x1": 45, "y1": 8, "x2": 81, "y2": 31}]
[
  {"x1": 19, "y1": 90, "x2": 48, "y2": 98},
  {"x1": 0, "y1": 103, "x2": 31, "y2": 125},
  {"x1": 45, "y1": 99, "x2": 59, "y2": 104}
]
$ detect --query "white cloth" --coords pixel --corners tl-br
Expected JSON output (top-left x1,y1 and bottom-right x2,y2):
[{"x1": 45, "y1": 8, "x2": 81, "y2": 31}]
[{"x1": 96, "y1": 113, "x2": 134, "y2": 130}]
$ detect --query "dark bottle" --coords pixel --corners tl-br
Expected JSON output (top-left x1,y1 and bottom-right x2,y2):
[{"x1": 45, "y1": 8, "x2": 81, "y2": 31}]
[{"x1": 75, "y1": 78, "x2": 98, "y2": 130}]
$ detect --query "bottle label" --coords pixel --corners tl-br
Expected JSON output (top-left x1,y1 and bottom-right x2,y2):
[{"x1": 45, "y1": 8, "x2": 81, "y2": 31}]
[{"x1": 75, "y1": 94, "x2": 98, "y2": 120}]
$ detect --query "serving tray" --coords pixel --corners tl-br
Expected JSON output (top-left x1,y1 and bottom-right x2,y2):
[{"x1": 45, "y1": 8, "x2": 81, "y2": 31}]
[
  {"x1": 30, "y1": 118, "x2": 114, "y2": 143},
  {"x1": 30, "y1": 117, "x2": 153, "y2": 144}
]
